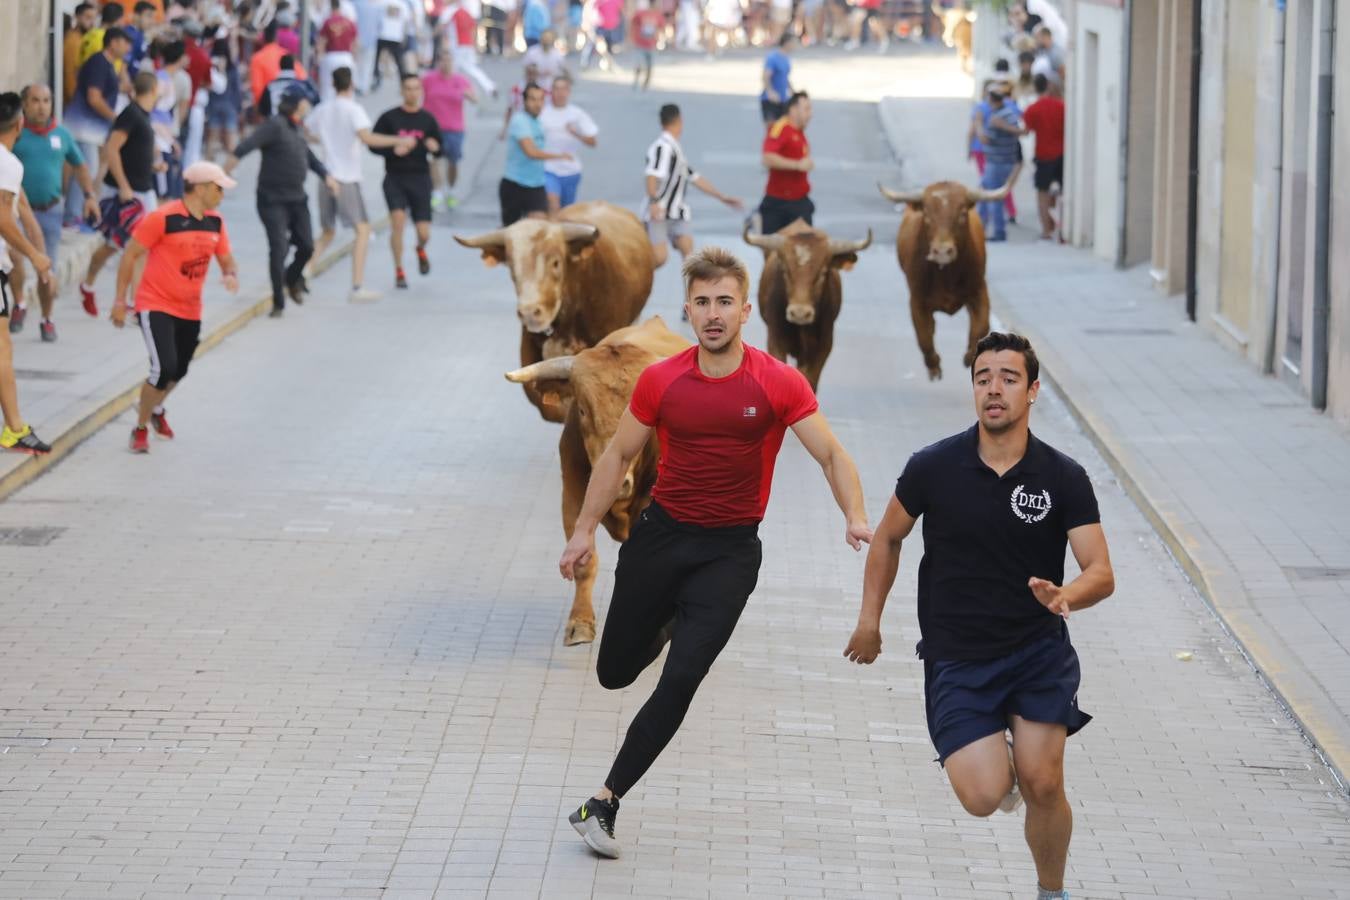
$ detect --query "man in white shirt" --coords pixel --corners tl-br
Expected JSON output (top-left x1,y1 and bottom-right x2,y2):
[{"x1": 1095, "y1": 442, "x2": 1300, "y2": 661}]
[
  {"x1": 373, "y1": 0, "x2": 411, "y2": 90},
  {"x1": 522, "y1": 29, "x2": 569, "y2": 90},
  {"x1": 539, "y1": 74, "x2": 597, "y2": 216},
  {"x1": 0, "y1": 93, "x2": 53, "y2": 455},
  {"x1": 306, "y1": 66, "x2": 414, "y2": 302}
]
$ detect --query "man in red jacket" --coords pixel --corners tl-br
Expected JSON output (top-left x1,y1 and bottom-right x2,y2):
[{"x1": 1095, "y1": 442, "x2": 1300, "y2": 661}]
[{"x1": 1021, "y1": 74, "x2": 1065, "y2": 241}]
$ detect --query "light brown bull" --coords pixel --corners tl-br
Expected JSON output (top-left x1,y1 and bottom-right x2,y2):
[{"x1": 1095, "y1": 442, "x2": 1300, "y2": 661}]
[
  {"x1": 504, "y1": 316, "x2": 690, "y2": 645},
  {"x1": 879, "y1": 179, "x2": 1011, "y2": 380},
  {"x1": 743, "y1": 221, "x2": 871, "y2": 392},
  {"x1": 456, "y1": 201, "x2": 655, "y2": 423},
  {"x1": 935, "y1": 4, "x2": 975, "y2": 73}
]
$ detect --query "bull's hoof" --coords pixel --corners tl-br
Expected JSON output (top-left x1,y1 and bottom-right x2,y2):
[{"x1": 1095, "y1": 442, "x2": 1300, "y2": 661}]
[
  {"x1": 962, "y1": 351, "x2": 977, "y2": 368},
  {"x1": 564, "y1": 619, "x2": 597, "y2": 646},
  {"x1": 927, "y1": 367, "x2": 943, "y2": 381}
]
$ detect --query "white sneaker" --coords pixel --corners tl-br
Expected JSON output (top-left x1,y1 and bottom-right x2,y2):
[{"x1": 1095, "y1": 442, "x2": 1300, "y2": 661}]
[
  {"x1": 1000, "y1": 738, "x2": 1022, "y2": 813},
  {"x1": 348, "y1": 287, "x2": 381, "y2": 303}
]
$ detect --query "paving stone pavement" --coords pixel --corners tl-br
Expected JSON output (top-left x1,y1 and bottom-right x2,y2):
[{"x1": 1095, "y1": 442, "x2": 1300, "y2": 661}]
[{"x1": 0, "y1": 46, "x2": 1346, "y2": 900}]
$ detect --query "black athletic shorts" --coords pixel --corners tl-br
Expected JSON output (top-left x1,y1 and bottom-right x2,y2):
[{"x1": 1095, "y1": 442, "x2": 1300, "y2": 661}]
[
  {"x1": 0, "y1": 270, "x2": 11, "y2": 318},
  {"x1": 1034, "y1": 156, "x2": 1064, "y2": 192},
  {"x1": 760, "y1": 98, "x2": 786, "y2": 124},
  {"x1": 498, "y1": 178, "x2": 548, "y2": 226},
  {"x1": 923, "y1": 629, "x2": 1091, "y2": 765},
  {"x1": 138, "y1": 310, "x2": 202, "y2": 390},
  {"x1": 759, "y1": 195, "x2": 815, "y2": 235},
  {"x1": 382, "y1": 171, "x2": 434, "y2": 223}
]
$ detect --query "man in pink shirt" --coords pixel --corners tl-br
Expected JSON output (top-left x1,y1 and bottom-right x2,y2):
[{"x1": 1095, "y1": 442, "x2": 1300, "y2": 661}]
[{"x1": 422, "y1": 51, "x2": 478, "y2": 210}]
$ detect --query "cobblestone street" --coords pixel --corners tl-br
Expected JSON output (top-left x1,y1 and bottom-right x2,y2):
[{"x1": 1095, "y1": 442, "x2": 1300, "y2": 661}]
[{"x1": 0, "y1": 47, "x2": 1346, "y2": 900}]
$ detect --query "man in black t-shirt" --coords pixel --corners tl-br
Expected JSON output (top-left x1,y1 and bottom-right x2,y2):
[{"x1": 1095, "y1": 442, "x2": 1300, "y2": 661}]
[
  {"x1": 371, "y1": 74, "x2": 440, "y2": 290},
  {"x1": 80, "y1": 71, "x2": 163, "y2": 318},
  {"x1": 845, "y1": 331, "x2": 1115, "y2": 900}
]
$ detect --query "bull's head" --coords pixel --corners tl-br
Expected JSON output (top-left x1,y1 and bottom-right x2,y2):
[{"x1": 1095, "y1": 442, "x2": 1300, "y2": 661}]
[
  {"x1": 454, "y1": 221, "x2": 602, "y2": 334},
  {"x1": 504, "y1": 348, "x2": 647, "y2": 502},
  {"x1": 878, "y1": 181, "x2": 1011, "y2": 267},
  {"x1": 744, "y1": 224, "x2": 872, "y2": 325}
]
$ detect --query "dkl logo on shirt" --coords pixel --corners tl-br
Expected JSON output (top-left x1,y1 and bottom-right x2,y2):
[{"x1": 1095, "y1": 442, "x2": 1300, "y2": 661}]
[
  {"x1": 1010, "y1": 484, "x2": 1052, "y2": 523},
  {"x1": 743, "y1": 406, "x2": 757, "y2": 417}
]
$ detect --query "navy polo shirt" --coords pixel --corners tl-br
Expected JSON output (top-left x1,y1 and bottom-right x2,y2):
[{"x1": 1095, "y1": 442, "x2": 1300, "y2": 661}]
[{"x1": 895, "y1": 424, "x2": 1100, "y2": 661}]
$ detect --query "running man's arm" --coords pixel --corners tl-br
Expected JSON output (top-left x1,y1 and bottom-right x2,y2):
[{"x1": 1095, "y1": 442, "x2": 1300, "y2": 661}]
[
  {"x1": 690, "y1": 174, "x2": 742, "y2": 210},
  {"x1": 558, "y1": 410, "x2": 653, "y2": 580},
  {"x1": 761, "y1": 66, "x2": 779, "y2": 103},
  {"x1": 845, "y1": 494, "x2": 918, "y2": 664},
  {"x1": 111, "y1": 238, "x2": 150, "y2": 326},
  {"x1": 1028, "y1": 524, "x2": 1114, "y2": 618},
  {"x1": 518, "y1": 136, "x2": 570, "y2": 162},
  {"x1": 0, "y1": 189, "x2": 51, "y2": 281},
  {"x1": 16, "y1": 190, "x2": 46, "y2": 256},
  {"x1": 105, "y1": 128, "x2": 133, "y2": 199},
  {"x1": 216, "y1": 251, "x2": 239, "y2": 293},
  {"x1": 790, "y1": 411, "x2": 871, "y2": 549},
  {"x1": 357, "y1": 127, "x2": 414, "y2": 151},
  {"x1": 762, "y1": 151, "x2": 810, "y2": 172}
]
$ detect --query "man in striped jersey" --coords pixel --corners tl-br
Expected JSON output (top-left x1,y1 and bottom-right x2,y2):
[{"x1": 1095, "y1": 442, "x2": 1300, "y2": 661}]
[{"x1": 643, "y1": 104, "x2": 743, "y2": 276}]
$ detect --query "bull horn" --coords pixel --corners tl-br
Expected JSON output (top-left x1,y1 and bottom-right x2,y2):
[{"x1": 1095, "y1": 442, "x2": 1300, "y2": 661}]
[
  {"x1": 504, "y1": 356, "x2": 576, "y2": 383},
  {"x1": 878, "y1": 183, "x2": 925, "y2": 205},
  {"x1": 454, "y1": 228, "x2": 510, "y2": 249},
  {"x1": 828, "y1": 229, "x2": 873, "y2": 255},
  {"x1": 560, "y1": 223, "x2": 600, "y2": 245},
  {"x1": 742, "y1": 224, "x2": 787, "y2": 252},
  {"x1": 967, "y1": 180, "x2": 1013, "y2": 205}
]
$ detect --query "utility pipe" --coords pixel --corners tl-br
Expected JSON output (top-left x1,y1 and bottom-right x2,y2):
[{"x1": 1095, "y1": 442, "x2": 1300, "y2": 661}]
[
  {"x1": 1263, "y1": 0, "x2": 1287, "y2": 375},
  {"x1": 1310, "y1": 0, "x2": 1335, "y2": 409},
  {"x1": 1184, "y1": 0, "x2": 1202, "y2": 321}
]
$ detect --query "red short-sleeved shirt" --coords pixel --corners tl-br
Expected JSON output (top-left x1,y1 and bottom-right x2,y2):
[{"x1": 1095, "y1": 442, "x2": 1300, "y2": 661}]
[
  {"x1": 131, "y1": 200, "x2": 231, "y2": 321},
  {"x1": 629, "y1": 344, "x2": 819, "y2": 527},
  {"x1": 1023, "y1": 95, "x2": 1065, "y2": 161},
  {"x1": 320, "y1": 14, "x2": 358, "y2": 53},
  {"x1": 763, "y1": 120, "x2": 810, "y2": 201},
  {"x1": 451, "y1": 8, "x2": 476, "y2": 46}
]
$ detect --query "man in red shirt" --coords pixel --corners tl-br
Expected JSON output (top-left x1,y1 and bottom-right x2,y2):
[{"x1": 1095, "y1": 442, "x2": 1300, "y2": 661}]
[
  {"x1": 249, "y1": 22, "x2": 307, "y2": 108},
  {"x1": 559, "y1": 246, "x2": 872, "y2": 859},
  {"x1": 317, "y1": 0, "x2": 359, "y2": 103},
  {"x1": 758, "y1": 91, "x2": 814, "y2": 234},
  {"x1": 111, "y1": 161, "x2": 239, "y2": 454},
  {"x1": 1020, "y1": 74, "x2": 1065, "y2": 240}
]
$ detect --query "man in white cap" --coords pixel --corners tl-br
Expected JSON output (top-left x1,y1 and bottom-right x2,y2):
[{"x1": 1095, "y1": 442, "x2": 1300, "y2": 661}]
[{"x1": 111, "y1": 160, "x2": 239, "y2": 455}]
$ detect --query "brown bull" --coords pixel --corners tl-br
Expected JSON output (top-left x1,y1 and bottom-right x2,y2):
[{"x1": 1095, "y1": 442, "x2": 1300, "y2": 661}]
[
  {"x1": 744, "y1": 221, "x2": 872, "y2": 392},
  {"x1": 879, "y1": 180, "x2": 1011, "y2": 380},
  {"x1": 504, "y1": 316, "x2": 690, "y2": 645},
  {"x1": 456, "y1": 201, "x2": 655, "y2": 423},
  {"x1": 935, "y1": 5, "x2": 975, "y2": 73}
]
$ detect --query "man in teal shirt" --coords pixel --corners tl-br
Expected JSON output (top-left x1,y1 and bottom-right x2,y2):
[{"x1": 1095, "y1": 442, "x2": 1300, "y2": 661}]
[
  {"x1": 10, "y1": 84, "x2": 99, "y2": 342},
  {"x1": 499, "y1": 82, "x2": 571, "y2": 226}
]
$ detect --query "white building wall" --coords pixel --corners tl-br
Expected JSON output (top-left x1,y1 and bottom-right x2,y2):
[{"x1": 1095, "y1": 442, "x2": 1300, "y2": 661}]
[{"x1": 1064, "y1": 2, "x2": 1124, "y2": 262}]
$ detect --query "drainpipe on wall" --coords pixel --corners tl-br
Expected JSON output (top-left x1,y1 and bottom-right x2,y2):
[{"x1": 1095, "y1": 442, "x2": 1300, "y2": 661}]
[
  {"x1": 48, "y1": 0, "x2": 61, "y2": 110},
  {"x1": 1310, "y1": 0, "x2": 1336, "y2": 409},
  {"x1": 1115, "y1": 0, "x2": 1133, "y2": 269},
  {"x1": 1184, "y1": 0, "x2": 1202, "y2": 322},
  {"x1": 1263, "y1": 0, "x2": 1287, "y2": 375}
]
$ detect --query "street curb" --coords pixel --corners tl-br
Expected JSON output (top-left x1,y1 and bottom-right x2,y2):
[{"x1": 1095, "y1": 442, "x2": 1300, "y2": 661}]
[{"x1": 874, "y1": 98, "x2": 1350, "y2": 793}]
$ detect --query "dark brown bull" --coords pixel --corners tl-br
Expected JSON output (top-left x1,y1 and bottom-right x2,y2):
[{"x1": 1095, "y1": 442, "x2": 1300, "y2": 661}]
[
  {"x1": 743, "y1": 220, "x2": 872, "y2": 392},
  {"x1": 456, "y1": 201, "x2": 655, "y2": 423},
  {"x1": 879, "y1": 180, "x2": 1011, "y2": 380},
  {"x1": 504, "y1": 317, "x2": 690, "y2": 645}
]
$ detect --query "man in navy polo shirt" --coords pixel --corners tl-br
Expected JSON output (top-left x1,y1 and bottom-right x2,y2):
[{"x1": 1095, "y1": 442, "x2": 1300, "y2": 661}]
[{"x1": 845, "y1": 331, "x2": 1115, "y2": 900}]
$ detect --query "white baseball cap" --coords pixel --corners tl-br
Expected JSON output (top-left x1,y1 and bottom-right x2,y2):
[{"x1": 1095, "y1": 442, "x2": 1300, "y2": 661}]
[{"x1": 182, "y1": 161, "x2": 238, "y2": 190}]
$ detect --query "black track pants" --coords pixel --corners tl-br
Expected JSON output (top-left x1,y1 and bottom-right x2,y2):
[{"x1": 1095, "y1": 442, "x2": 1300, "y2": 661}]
[{"x1": 597, "y1": 503, "x2": 762, "y2": 797}]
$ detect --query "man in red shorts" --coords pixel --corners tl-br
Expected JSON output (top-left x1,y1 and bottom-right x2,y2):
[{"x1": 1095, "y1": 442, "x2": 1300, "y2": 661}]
[
  {"x1": 111, "y1": 161, "x2": 239, "y2": 454},
  {"x1": 559, "y1": 246, "x2": 873, "y2": 859}
]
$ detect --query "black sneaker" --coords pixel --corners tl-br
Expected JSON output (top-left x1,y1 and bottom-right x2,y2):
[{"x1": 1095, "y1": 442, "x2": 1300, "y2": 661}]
[
  {"x1": 395, "y1": 268, "x2": 408, "y2": 289},
  {"x1": 286, "y1": 279, "x2": 307, "y2": 305},
  {"x1": 568, "y1": 796, "x2": 620, "y2": 859},
  {"x1": 2, "y1": 426, "x2": 51, "y2": 456},
  {"x1": 416, "y1": 245, "x2": 430, "y2": 275}
]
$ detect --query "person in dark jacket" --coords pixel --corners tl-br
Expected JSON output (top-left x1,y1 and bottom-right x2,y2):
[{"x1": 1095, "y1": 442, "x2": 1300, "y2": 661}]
[{"x1": 225, "y1": 89, "x2": 338, "y2": 317}]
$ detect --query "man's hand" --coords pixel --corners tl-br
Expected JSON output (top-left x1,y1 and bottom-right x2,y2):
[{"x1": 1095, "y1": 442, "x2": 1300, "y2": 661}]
[
  {"x1": 325, "y1": 175, "x2": 340, "y2": 196},
  {"x1": 721, "y1": 196, "x2": 744, "y2": 211},
  {"x1": 110, "y1": 298, "x2": 129, "y2": 329},
  {"x1": 648, "y1": 202, "x2": 666, "y2": 221},
  {"x1": 152, "y1": 159, "x2": 168, "y2": 174},
  {"x1": 844, "y1": 622, "x2": 882, "y2": 664},
  {"x1": 222, "y1": 271, "x2": 239, "y2": 294},
  {"x1": 394, "y1": 135, "x2": 417, "y2": 155},
  {"x1": 82, "y1": 196, "x2": 100, "y2": 223},
  {"x1": 559, "y1": 530, "x2": 596, "y2": 581},
  {"x1": 845, "y1": 521, "x2": 873, "y2": 551},
  {"x1": 118, "y1": 185, "x2": 134, "y2": 203},
  {"x1": 32, "y1": 252, "x2": 52, "y2": 285},
  {"x1": 425, "y1": 138, "x2": 440, "y2": 155},
  {"x1": 1029, "y1": 576, "x2": 1070, "y2": 618},
  {"x1": 798, "y1": 157, "x2": 814, "y2": 173}
]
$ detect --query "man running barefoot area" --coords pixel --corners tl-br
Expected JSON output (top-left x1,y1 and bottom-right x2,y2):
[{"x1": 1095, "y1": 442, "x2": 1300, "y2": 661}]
[
  {"x1": 560, "y1": 247, "x2": 872, "y2": 859},
  {"x1": 111, "y1": 162, "x2": 239, "y2": 455},
  {"x1": 844, "y1": 332, "x2": 1115, "y2": 900}
]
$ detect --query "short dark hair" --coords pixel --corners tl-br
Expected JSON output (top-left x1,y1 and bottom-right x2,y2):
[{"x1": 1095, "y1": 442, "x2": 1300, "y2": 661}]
[
  {"x1": 264, "y1": 21, "x2": 278, "y2": 43},
  {"x1": 971, "y1": 332, "x2": 1039, "y2": 383},
  {"x1": 786, "y1": 90, "x2": 809, "y2": 111},
  {"x1": 159, "y1": 39, "x2": 186, "y2": 66},
  {"x1": 133, "y1": 70, "x2": 159, "y2": 97},
  {"x1": 523, "y1": 80, "x2": 544, "y2": 100},
  {"x1": 332, "y1": 66, "x2": 353, "y2": 92},
  {"x1": 101, "y1": 2, "x2": 125, "y2": 25},
  {"x1": 103, "y1": 26, "x2": 130, "y2": 46},
  {"x1": 279, "y1": 54, "x2": 295, "y2": 70},
  {"x1": 994, "y1": 58, "x2": 1010, "y2": 73},
  {"x1": 659, "y1": 103, "x2": 680, "y2": 127},
  {"x1": 0, "y1": 93, "x2": 22, "y2": 134},
  {"x1": 402, "y1": 72, "x2": 422, "y2": 85},
  {"x1": 135, "y1": 1, "x2": 157, "y2": 14},
  {"x1": 778, "y1": 32, "x2": 794, "y2": 47},
  {"x1": 1033, "y1": 73, "x2": 1050, "y2": 94},
  {"x1": 75, "y1": 2, "x2": 94, "y2": 13},
  {"x1": 1018, "y1": 50, "x2": 1036, "y2": 65}
]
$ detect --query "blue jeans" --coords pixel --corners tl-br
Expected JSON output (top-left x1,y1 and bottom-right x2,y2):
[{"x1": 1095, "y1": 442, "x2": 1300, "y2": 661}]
[{"x1": 980, "y1": 159, "x2": 1015, "y2": 239}]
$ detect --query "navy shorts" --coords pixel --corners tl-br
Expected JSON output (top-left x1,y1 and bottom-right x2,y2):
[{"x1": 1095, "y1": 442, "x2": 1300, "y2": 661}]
[
  {"x1": 440, "y1": 129, "x2": 465, "y2": 163},
  {"x1": 923, "y1": 629, "x2": 1091, "y2": 765}
]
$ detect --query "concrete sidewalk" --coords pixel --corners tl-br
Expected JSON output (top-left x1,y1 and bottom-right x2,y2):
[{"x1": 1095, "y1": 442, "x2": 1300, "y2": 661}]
[
  {"x1": 878, "y1": 91, "x2": 1350, "y2": 789},
  {"x1": 0, "y1": 80, "x2": 506, "y2": 501}
]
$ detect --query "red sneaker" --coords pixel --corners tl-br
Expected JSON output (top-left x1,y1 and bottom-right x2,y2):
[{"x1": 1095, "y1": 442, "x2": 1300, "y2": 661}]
[
  {"x1": 129, "y1": 426, "x2": 149, "y2": 454},
  {"x1": 80, "y1": 283, "x2": 98, "y2": 317},
  {"x1": 150, "y1": 410, "x2": 174, "y2": 439}
]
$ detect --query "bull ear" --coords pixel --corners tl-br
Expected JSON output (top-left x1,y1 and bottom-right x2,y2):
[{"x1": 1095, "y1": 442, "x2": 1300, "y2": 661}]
[
  {"x1": 569, "y1": 244, "x2": 596, "y2": 262},
  {"x1": 831, "y1": 253, "x2": 859, "y2": 271},
  {"x1": 479, "y1": 247, "x2": 505, "y2": 267}
]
